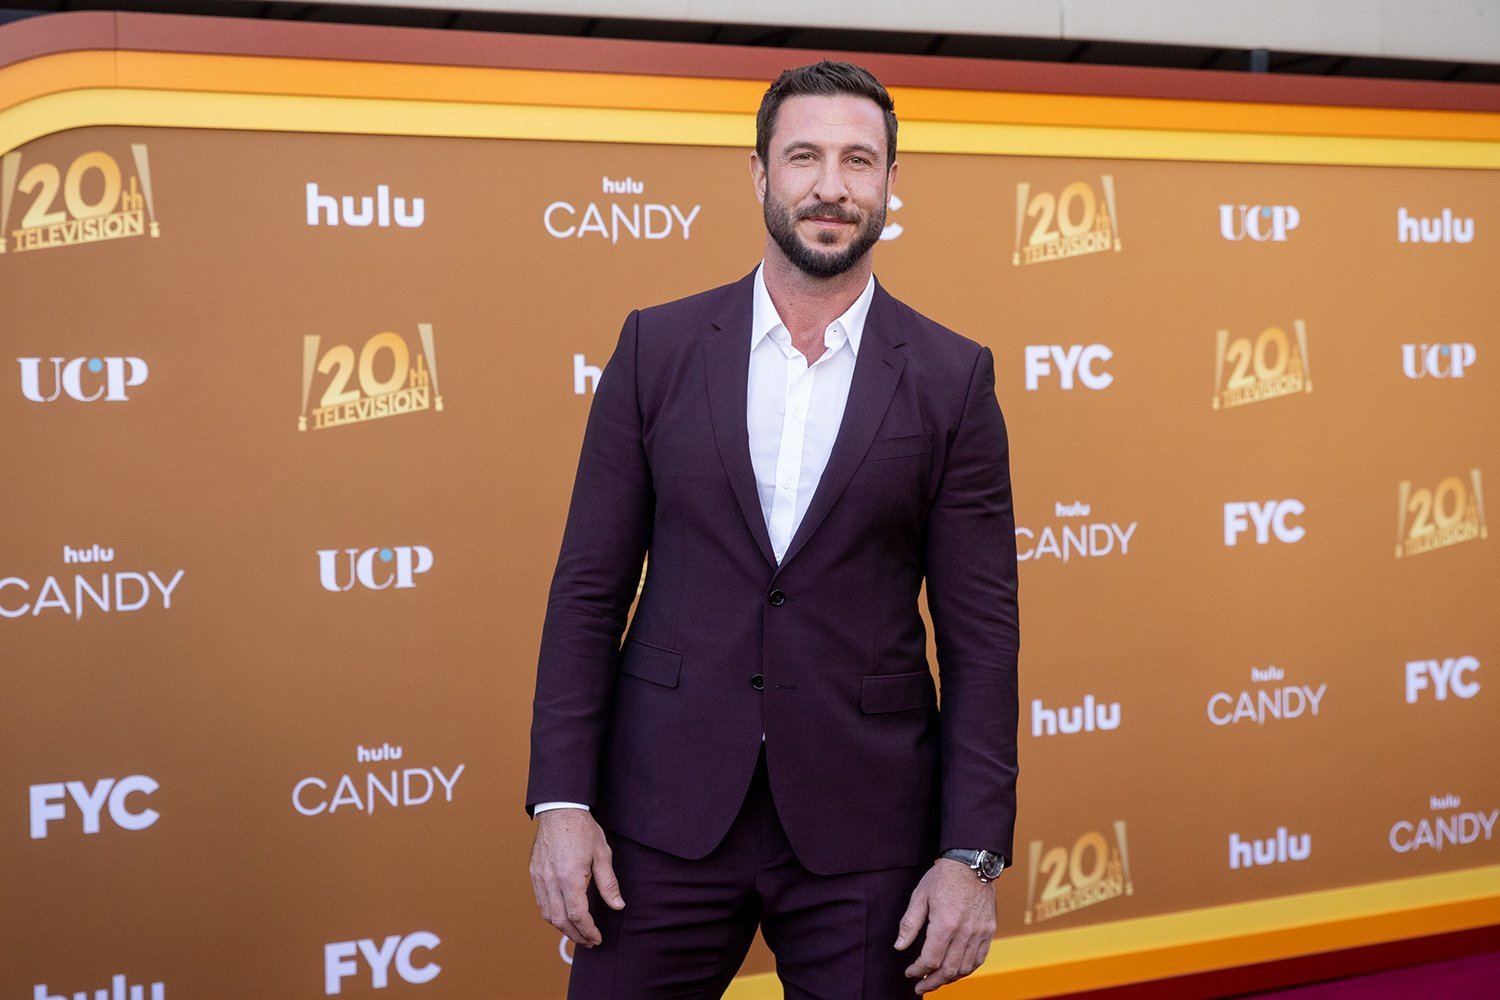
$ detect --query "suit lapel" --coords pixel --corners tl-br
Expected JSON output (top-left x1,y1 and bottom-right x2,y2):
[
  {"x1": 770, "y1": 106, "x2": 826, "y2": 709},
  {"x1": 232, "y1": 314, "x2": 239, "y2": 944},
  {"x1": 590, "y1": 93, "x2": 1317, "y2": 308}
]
[
  {"x1": 775, "y1": 282, "x2": 906, "y2": 574},
  {"x1": 705, "y1": 273, "x2": 779, "y2": 569}
]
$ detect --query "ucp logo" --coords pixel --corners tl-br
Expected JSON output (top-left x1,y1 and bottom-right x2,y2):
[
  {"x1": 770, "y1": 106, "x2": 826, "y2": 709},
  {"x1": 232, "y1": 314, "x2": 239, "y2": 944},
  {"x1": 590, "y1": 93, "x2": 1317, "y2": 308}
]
[
  {"x1": 1402, "y1": 343, "x2": 1475, "y2": 379},
  {"x1": 18, "y1": 357, "x2": 149, "y2": 402},
  {"x1": 1219, "y1": 204, "x2": 1299, "y2": 242},
  {"x1": 317, "y1": 547, "x2": 434, "y2": 592}
]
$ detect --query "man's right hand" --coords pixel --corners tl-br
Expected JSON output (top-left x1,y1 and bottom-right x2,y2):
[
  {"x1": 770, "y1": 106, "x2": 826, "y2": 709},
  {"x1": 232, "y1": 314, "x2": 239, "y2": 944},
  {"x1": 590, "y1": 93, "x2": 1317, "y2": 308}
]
[{"x1": 529, "y1": 808, "x2": 626, "y2": 948}]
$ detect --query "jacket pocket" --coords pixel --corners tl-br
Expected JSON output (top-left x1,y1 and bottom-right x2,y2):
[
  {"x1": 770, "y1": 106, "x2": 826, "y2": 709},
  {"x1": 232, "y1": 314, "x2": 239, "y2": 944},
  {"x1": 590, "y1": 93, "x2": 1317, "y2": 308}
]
[
  {"x1": 618, "y1": 639, "x2": 682, "y2": 688},
  {"x1": 861, "y1": 670, "x2": 937, "y2": 713},
  {"x1": 865, "y1": 432, "x2": 932, "y2": 461}
]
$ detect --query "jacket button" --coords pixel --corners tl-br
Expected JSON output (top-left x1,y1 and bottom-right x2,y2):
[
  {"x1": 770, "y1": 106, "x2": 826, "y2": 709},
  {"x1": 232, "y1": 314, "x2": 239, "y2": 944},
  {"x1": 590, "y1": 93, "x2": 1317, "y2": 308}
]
[
  {"x1": 751, "y1": 673, "x2": 765, "y2": 690},
  {"x1": 768, "y1": 589, "x2": 786, "y2": 606}
]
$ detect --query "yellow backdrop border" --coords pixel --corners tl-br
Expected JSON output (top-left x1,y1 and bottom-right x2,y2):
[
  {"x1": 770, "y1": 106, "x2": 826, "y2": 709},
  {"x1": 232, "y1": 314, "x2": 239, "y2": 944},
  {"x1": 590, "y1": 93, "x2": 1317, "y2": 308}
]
[
  {"x1": 726, "y1": 864, "x2": 1500, "y2": 998},
  {"x1": 2, "y1": 85, "x2": 1500, "y2": 169}
]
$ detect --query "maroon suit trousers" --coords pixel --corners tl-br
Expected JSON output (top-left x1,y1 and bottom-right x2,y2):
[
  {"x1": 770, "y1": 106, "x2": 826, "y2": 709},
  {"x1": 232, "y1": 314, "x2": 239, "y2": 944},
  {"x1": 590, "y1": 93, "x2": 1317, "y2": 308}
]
[{"x1": 568, "y1": 750, "x2": 929, "y2": 999}]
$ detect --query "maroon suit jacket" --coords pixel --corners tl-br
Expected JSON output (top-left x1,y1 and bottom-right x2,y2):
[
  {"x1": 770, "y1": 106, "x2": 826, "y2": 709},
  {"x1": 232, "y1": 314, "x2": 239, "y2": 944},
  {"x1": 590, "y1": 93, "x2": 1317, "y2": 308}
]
[{"x1": 527, "y1": 270, "x2": 1019, "y2": 875}]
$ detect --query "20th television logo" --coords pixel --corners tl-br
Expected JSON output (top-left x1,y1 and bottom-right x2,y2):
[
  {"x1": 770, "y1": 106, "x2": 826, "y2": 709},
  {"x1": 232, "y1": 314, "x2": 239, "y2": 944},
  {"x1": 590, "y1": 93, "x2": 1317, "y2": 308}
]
[
  {"x1": 1012, "y1": 175, "x2": 1121, "y2": 266},
  {"x1": 1, "y1": 144, "x2": 161, "y2": 253},
  {"x1": 1396, "y1": 469, "x2": 1486, "y2": 558},
  {"x1": 1024, "y1": 821, "x2": 1133, "y2": 925},
  {"x1": 299, "y1": 324, "x2": 443, "y2": 431},
  {"x1": 1213, "y1": 320, "x2": 1313, "y2": 410}
]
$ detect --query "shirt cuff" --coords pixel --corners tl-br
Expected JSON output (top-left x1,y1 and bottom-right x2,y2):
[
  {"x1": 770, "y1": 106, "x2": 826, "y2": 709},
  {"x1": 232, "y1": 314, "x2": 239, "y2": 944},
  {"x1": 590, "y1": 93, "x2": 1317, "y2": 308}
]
[{"x1": 533, "y1": 801, "x2": 590, "y2": 815}]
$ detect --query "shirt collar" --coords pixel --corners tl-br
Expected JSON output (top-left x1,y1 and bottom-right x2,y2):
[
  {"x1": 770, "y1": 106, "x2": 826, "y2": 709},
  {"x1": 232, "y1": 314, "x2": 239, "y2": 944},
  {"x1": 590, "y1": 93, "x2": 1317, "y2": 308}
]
[{"x1": 751, "y1": 262, "x2": 874, "y2": 358}]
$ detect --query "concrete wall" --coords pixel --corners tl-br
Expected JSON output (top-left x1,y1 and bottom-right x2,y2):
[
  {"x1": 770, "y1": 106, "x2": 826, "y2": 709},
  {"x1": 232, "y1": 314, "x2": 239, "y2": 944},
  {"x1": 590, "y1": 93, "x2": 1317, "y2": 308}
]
[{"x1": 282, "y1": 0, "x2": 1500, "y2": 64}]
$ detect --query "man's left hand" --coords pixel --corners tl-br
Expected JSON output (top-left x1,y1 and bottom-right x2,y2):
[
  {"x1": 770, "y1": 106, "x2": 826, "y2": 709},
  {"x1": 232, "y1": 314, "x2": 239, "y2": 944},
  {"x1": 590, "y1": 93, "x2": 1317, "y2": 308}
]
[{"x1": 894, "y1": 859, "x2": 997, "y2": 994}]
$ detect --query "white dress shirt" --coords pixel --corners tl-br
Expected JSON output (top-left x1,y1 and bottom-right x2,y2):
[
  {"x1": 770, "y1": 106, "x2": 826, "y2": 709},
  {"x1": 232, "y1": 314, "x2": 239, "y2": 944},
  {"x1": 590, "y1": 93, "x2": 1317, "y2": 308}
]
[
  {"x1": 747, "y1": 264, "x2": 873, "y2": 562},
  {"x1": 534, "y1": 264, "x2": 876, "y2": 816}
]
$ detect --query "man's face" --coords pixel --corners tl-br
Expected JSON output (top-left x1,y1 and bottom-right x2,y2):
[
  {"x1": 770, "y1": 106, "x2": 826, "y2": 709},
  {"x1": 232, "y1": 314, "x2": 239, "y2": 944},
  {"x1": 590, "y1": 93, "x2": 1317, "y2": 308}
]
[{"x1": 752, "y1": 93, "x2": 896, "y2": 279}]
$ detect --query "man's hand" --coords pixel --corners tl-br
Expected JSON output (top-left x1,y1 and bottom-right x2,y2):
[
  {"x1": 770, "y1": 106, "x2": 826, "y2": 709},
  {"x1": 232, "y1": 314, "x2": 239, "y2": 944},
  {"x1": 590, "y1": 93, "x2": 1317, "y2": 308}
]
[
  {"x1": 529, "y1": 809, "x2": 625, "y2": 948},
  {"x1": 894, "y1": 859, "x2": 997, "y2": 994}
]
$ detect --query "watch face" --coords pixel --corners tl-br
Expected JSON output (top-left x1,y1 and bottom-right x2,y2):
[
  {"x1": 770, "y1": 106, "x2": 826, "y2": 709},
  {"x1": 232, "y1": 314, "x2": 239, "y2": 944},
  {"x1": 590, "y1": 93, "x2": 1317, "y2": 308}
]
[{"x1": 977, "y1": 851, "x2": 1006, "y2": 879}]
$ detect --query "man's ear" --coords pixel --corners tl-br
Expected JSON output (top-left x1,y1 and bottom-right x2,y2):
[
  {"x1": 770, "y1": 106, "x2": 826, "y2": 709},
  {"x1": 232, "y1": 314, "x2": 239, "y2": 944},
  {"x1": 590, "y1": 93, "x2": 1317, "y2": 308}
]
[
  {"x1": 886, "y1": 160, "x2": 899, "y2": 206},
  {"x1": 749, "y1": 152, "x2": 768, "y2": 205}
]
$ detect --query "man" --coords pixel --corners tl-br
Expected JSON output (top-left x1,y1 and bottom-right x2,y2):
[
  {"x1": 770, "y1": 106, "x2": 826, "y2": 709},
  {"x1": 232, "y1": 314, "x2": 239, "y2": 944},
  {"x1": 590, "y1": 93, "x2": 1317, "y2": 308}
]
[{"x1": 528, "y1": 61, "x2": 1019, "y2": 998}]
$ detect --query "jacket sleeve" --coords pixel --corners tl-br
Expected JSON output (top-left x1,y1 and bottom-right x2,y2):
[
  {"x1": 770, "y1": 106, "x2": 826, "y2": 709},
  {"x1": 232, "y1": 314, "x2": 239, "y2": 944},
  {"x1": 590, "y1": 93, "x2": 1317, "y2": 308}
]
[
  {"x1": 924, "y1": 345, "x2": 1020, "y2": 858},
  {"x1": 526, "y1": 310, "x2": 654, "y2": 813}
]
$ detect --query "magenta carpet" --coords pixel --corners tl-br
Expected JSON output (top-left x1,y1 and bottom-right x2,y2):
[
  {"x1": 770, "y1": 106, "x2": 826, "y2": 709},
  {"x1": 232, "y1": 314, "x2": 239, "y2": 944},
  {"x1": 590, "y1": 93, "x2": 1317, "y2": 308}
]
[{"x1": 1246, "y1": 950, "x2": 1500, "y2": 999}]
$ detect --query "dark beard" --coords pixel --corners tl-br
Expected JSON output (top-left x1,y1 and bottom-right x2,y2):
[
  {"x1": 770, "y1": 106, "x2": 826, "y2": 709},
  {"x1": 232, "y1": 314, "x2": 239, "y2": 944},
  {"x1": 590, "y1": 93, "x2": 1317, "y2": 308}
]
[{"x1": 763, "y1": 188, "x2": 887, "y2": 279}]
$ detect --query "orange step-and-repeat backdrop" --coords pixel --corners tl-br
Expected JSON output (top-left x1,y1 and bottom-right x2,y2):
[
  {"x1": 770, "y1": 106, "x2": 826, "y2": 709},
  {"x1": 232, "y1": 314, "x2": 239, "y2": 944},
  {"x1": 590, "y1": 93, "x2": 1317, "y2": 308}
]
[{"x1": 1, "y1": 12, "x2": 1497, "y2": 1000}]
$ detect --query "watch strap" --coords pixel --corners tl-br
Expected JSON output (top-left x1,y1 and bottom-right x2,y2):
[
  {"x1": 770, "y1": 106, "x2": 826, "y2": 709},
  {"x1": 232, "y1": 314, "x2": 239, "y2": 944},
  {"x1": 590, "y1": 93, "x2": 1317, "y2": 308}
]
[{"x1": 940, "y1": 848, "x2": 1007, "y2": 881}]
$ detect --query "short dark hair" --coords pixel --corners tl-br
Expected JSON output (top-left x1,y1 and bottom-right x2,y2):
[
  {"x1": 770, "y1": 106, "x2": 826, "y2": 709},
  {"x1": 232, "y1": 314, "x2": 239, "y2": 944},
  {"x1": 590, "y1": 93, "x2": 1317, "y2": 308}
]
[{"x1": 755, "y1": 60, "x2": 897, "y2": 167}]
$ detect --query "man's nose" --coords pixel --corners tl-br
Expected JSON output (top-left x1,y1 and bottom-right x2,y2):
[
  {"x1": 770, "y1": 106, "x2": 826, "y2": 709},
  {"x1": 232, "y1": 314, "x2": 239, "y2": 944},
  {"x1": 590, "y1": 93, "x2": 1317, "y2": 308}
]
[{"x1": 810, "y1": 161, "x2": 849, "y2": 203}]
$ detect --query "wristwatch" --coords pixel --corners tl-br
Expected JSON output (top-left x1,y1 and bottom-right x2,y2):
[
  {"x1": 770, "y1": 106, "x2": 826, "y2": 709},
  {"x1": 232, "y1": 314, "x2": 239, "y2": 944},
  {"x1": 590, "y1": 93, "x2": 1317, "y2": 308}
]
[{"x1": 941, "y1": 848, "x2": 1007, "y2": 882}]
